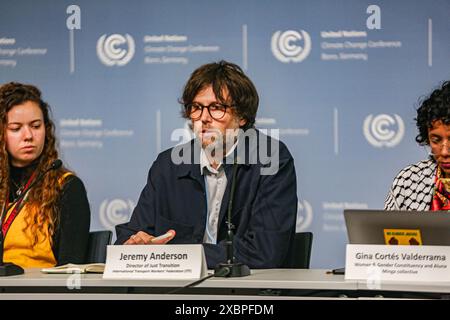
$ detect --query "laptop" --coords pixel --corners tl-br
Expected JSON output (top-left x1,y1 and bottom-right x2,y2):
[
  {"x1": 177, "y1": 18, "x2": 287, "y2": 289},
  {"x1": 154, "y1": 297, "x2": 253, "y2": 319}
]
[{"x1": 344, "y1": 209, "x2": 450, "y2": 246}]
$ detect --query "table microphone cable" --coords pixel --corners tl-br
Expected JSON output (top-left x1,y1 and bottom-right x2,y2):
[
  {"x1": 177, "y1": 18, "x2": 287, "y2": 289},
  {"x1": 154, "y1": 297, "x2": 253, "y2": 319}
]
[{"x1": 166, "y1": 266, "x2": 230, "y2": 295}]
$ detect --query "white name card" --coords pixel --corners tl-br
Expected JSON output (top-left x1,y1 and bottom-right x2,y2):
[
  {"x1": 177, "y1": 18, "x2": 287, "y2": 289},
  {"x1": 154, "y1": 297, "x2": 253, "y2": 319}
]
[
  {"x1": 345, "y1": 244, "x2": 450, "y2": 282},
  {"x1": 103, "y1": 244, "x2": 208, "y2": 280}
]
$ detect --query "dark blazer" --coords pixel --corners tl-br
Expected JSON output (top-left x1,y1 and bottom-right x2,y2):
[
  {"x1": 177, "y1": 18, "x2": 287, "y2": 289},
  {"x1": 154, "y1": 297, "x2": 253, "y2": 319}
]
[{"x1": 115, "y1": 129, "x2": 298, "y2": 268}]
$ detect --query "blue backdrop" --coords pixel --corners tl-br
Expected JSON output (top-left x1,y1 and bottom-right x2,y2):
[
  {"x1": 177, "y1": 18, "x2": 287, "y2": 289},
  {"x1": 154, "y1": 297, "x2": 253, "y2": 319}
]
[{"x1": 1, "y1": 0, "x2": 449, "y2": 268}]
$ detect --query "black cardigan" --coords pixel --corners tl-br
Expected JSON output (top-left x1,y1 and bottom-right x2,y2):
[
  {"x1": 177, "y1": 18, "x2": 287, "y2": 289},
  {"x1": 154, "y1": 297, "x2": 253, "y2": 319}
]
[{"x1": 52, "y1": 175, "x2": 91, "y2": 265}]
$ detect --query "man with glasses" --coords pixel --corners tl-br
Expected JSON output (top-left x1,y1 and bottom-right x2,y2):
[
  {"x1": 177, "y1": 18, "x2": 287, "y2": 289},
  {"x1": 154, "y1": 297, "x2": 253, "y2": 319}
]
[
  {"x1": 115, "y1": 61, "x2": 298, "y2": 269},
  {"x1": 385, "y1": 81, "x2": 450, "y2": 211}
]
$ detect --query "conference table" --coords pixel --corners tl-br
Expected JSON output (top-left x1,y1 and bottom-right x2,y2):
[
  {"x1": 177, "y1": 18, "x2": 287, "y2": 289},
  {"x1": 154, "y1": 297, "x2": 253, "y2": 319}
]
[{"x1": 0, "y1": 268, "x2": 449, "y2": 300}]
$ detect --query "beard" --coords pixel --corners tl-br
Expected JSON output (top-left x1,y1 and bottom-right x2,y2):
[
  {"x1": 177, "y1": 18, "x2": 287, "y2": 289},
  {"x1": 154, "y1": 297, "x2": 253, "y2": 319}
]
[
  {"x1": 197, "y1": 127, "x2": 240, "y2": 162},
  {"x1": 201, "y1": 129, "x2": 225, "y2": 161}
]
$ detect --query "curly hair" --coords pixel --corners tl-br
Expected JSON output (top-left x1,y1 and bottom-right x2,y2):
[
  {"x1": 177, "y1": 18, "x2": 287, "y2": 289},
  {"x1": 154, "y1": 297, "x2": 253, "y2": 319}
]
[
  {"x1": 179, "y1": 60, "x2": 259, "y2": 131},
  {"x1": 416, "y1": 81, "x2": 450, "y2": 145},
  {"x1": 0, "y1": 82, "x2": 67, "y2": 247}
]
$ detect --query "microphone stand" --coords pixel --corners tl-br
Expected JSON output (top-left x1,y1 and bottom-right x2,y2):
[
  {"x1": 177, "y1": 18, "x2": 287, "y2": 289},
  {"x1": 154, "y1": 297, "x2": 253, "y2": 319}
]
[
  {"x1": 214, "y1": 161, "x2": 250, "y2": 277},
  {"x1": 0, "y1": 159, "x2": 62, "y2": 276}
]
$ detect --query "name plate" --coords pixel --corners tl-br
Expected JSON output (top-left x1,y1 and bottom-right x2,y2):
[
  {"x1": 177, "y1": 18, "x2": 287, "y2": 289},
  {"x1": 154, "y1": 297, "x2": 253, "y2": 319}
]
[
  {"x1": 103, "y1": 244, "x2": 208, "y2": 280},
  {"x1": 345, "y1": 244, "x2": 450, "y2": 282}
]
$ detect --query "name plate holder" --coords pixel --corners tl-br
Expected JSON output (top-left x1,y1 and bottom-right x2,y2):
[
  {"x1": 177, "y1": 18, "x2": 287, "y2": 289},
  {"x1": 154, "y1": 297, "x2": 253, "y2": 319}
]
[
  {"x1": 103, "y1": 244, "x2": 208, "y2": 280},
  {"x1": 345, "y1": 244, "x2": 450, "y2": 282}
]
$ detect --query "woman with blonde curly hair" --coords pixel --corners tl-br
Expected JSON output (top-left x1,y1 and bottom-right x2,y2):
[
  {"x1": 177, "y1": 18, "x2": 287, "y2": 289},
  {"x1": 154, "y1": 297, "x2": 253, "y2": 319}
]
[{"x1": 0, "y1": 82, "x2": 90, "y2": 268}]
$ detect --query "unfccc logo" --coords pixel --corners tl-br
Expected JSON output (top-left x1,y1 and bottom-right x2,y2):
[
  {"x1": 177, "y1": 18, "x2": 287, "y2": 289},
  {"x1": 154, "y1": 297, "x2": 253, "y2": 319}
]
[
  {"x1": 96, "y1": 34, "x2": 135, "y2": 66},
  {"x1": 99, "y1": 198, "x2": 135, "y2": 231},
  {"x1": 363, "y1": 114, "x2": 404, "y2": 148},
  {"x1": 296, "y1": 200, "x2": 313, "y2": 231},
  {"x1": 271, "y1": 30, "x2": 311, "y2": 63}
]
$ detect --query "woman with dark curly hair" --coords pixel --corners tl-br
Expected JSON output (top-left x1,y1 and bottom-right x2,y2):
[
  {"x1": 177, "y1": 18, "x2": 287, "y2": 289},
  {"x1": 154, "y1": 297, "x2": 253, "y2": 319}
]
[
  {"x1": 0, "y1": 82, "x2": 90, "y2": 268},
  {"x1": 385, "y1": 81, "x2": 450, "y2": 211}
]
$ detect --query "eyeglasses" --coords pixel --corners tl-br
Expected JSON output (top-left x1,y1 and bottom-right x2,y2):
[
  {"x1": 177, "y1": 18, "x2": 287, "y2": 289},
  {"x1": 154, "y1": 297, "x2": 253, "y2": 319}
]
[{"x1": 185, "y1": 102, "x2": 232, "y2": 120}]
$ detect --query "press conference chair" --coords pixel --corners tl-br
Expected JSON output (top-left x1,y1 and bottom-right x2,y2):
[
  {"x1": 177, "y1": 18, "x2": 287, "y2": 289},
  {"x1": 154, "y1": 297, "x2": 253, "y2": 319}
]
[
  {"x1": 85, "y1": 230, "x2": 113, "y2": 263},
  {"x1": 284, "y1": 232, "x2": 313, "y2": 269}
]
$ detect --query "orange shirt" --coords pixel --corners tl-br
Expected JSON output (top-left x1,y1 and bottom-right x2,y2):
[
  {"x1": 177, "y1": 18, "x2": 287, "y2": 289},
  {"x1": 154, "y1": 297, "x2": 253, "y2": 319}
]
[
  {"x1": 3, "y1": 203, "x2": 56, "y2": 268},
  {"x1": 3, "y1": 172, "x2": 73, "y2": 268}
]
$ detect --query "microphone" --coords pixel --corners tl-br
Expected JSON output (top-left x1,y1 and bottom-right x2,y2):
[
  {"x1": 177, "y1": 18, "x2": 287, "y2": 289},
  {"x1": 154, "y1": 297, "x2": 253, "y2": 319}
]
[
  {"x1": 0, "y1": 159, "x2": 63, "y2": 276},
  {"x1": 214, "y1": 160, "x2": 250, "y2": 277},
  {"x1": 48, "y1": 159, "x2": 63, "y2": 171}
]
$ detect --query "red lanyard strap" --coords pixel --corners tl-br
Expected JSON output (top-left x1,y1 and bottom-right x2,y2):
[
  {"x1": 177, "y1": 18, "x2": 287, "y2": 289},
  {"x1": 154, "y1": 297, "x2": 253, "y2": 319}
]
[{"x1": 1, "y1": 171, "x2": 37, "y2": 237}]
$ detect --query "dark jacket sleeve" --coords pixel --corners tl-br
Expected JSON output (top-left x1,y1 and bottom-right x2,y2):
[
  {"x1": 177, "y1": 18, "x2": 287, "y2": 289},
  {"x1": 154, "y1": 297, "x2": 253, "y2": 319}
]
[
  {"x1": 115, "y1": 165, "x2": 157, "y2": 244},
  {"x1": 204, "y1": 145, "x2": 298, "y2": 269},
  {"x1": 53, "y1": 176, "x2": 91, "y2": 265}
]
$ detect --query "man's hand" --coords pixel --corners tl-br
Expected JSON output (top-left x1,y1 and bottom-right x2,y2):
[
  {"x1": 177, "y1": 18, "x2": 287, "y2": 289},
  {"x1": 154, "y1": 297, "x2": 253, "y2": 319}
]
[{"x1": 124, "y1": 229, "x2": 176, "y2": 245}]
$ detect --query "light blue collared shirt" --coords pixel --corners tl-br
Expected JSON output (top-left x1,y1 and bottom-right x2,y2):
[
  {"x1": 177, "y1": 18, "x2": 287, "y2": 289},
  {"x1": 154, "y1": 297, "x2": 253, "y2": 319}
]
[{"x1": 200, "y1": 142, "x2": 238, "y2": 244}]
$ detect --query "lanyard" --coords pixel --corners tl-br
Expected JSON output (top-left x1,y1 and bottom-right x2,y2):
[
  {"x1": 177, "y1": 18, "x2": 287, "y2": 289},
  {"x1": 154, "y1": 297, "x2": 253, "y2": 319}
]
[{"x1": 1, "y1": 171, "x2": 37, "y2": 237}]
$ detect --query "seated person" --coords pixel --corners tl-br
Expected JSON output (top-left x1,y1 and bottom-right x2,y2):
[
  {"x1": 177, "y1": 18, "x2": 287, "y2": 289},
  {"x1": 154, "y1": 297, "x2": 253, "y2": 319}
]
[
  {"x1": 0, "y1": 82, "x2": 91, "y2": 267},
  {"x1": 385, "y1": 81, "x2": 450, "y2": 211},
  {"x1": 115, "y1": 60, "x2": 298, "y2": 269}
]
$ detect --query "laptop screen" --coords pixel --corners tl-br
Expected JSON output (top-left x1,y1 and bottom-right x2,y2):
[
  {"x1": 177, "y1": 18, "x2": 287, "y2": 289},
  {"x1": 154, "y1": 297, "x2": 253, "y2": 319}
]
[{"x1": 344, "y1": 209, "x2": 450, "y2": 246}]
